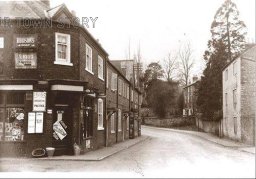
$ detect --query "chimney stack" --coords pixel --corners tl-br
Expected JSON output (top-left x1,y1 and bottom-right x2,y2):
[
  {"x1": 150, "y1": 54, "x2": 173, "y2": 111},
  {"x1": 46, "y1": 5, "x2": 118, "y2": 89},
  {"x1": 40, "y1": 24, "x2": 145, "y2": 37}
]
[{"x1": 40, "y1": 0, "x2": 50, "y2": 8}]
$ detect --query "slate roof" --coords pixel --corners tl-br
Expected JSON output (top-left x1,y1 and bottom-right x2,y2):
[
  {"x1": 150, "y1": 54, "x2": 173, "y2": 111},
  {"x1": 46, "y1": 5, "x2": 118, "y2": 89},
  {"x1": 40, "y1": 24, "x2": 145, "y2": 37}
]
[{"x1": 0, "y1": 0, "x2": 67, "y2": 19}]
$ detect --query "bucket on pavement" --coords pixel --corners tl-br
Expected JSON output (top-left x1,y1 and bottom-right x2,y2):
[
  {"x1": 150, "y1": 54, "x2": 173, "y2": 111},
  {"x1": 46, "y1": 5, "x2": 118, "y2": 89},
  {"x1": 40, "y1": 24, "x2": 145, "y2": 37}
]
[{"x1": 46, "y1": 147, "x2": 55, "y2": 157}]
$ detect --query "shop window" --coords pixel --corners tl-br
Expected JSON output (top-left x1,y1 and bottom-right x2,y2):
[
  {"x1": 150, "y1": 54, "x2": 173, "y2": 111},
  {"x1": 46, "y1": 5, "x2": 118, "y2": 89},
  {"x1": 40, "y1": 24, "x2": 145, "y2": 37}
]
[
  {"x1": 55, "y1": 33, "x2": 72, "y2": 66},
  {"x1": 0, "y1": 92, "x2": 25, "y2": 141},
  {"x1": 98, "y1": 56, "x2": 104, "y2": 80},
  {"x1": 85, "y1": 44, "x2": 93, "y2": 73},
  {"x1": 118, "y1": 109, "x2": 122, "y2": 132},
  {"x1": 97, "y1": 98, "x2": 104, "y2": 130},
  {"x1": 110, "y1": 113, "x2": 115, "y2": 133}
]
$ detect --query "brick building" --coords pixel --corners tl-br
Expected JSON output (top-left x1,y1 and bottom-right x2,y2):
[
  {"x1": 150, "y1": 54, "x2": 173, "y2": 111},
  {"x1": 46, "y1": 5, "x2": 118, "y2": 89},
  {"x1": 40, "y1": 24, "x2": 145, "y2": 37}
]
[
  {"x1": 0, "y1": 0, "x2": 142, "y2": 157},
  {"x1": 222, "y1": 45, "x2": 256, "y2": 145},
  {"x1": 106, "y1": 61, "x2": 141, "y2": 146}
]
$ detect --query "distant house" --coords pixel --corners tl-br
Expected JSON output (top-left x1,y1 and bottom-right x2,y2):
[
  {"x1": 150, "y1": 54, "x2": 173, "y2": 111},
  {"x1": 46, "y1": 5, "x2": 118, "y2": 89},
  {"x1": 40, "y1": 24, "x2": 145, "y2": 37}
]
[
  {"x1": 183, "y1": 76, "x2": 199, "y2": 116},
  {"x1": 222, "y1": 45, "x2": 256, "y2": 145}
]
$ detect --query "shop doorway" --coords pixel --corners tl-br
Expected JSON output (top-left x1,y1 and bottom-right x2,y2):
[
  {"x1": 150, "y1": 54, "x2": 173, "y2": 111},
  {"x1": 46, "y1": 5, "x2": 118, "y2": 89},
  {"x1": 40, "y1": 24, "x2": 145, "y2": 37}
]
[{"x1": 53, "y1": 105, "x2": 73, "y2": 155}]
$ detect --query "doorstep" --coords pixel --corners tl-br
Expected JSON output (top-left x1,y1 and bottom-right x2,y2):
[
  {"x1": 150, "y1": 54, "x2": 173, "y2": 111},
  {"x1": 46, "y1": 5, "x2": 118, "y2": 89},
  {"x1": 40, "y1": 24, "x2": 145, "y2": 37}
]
[{"x1": 38, "y1": 135, "x2": 149, "y2": 161}]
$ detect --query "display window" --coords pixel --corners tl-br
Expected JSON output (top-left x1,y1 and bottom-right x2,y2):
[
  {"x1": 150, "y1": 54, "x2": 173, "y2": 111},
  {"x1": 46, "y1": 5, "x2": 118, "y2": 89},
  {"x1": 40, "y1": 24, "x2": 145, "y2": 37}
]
[{"x1": 0, "y1": 92, "x2": 25, "y2": 142}]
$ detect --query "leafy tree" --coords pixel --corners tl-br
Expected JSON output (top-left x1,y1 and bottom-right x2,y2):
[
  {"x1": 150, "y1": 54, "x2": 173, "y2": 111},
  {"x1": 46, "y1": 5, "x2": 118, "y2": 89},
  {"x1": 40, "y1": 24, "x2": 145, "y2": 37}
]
[
  {"x1": 142, "y1": 62, "x2": 164, "y2": 87},
  {"x1": 197, "y1": 41, "x2": 228, "y2": 120},
  {"x1": 197, "y1": 0, "x2": 247, "y2": 120},
  {"x1": 207, "y1": 0, "x2": 247, "y2": 62},
  {"x1": 146, "y1": 80, "x2": 177, "y2": 118}
]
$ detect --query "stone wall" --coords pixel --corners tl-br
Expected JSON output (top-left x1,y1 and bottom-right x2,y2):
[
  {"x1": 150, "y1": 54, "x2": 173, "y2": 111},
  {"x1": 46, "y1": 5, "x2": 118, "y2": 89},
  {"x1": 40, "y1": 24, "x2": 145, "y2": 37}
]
[
  {"x1": 143, "y1": 116, "x2": 195, "y2": 128},
  {"x1": 196, "y1": 118, "x2": 220, "y2": 136}
]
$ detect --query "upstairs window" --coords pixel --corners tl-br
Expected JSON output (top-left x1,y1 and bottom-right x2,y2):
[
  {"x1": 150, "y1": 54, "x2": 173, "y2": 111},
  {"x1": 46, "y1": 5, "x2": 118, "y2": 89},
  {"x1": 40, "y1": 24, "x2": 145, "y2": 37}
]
[
  {"x1": 225, "y1": 69, "x2": 228, "y2": 81},
  {"x1": 118, "y1": 79, "x2": 122, "y2": 95},
  {"x1": 233, "y1": 61, "x2": 237, "y2": 76},
  {"x1": 55, "y1": 33, "x2": 71, "y2": 66},
  {"x1": 0, "y1": 37, "x2": 4, "y2": 48},
  {"x1": 106, "y1": 68, "x2": 109, "y2": 88},
  {"x1": 86, "y1": 44, "x2": 93, "y2": 73},
  {"x1": 111, "y1": 73, "x2": 117, "y2": 91},
  {"x1": 98, "y1": 56, "x2": 104, "y2": 80}
]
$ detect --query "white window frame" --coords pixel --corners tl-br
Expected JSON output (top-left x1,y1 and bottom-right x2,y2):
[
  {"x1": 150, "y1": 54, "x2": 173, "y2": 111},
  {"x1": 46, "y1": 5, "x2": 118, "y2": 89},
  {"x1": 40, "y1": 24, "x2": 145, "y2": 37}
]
[
  {"x1": 97, "y1": 98, "x2": 104, "y2": 130},
  {"x1": 118, "y1": 109, "x2": 122, "y2": 132},
  {"x1": 55, "y1": 33, "x2": 72, "y2": 66},
  {"x1": 111, "y1": 113, "x2": 115, "y2": 133},
  {"x1": 85, "y1": 44, "x2": 93, "y2": 74},
  {"x1": 106, "y1": 68, "x2": 109, "y2": 88},
  {"x1": 225, "y1": 69, "x2": 228, "y2": 81},
  {"x1": 111, "y1": 73, "x2": 117, "y2": 91},
  {"x1": 118, "y1": 79, "x2": 122, "y2": 95},
  {"x1": 127, "y1": 86, "x2": 129, "y2": 99},
  {"x1": 0, "y1": 37, "x2": 4, "y2": 48},
  {"x1": 233, "y1": 61, "x2": 237, "y2": 76},
  {"x1": 98, "y1": 55, "x2": 104, "y2": 80}
]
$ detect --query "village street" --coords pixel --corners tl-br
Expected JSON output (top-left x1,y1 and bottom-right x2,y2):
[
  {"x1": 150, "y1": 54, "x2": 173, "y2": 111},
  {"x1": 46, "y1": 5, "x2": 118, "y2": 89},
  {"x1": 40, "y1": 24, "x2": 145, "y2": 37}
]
[{"x1": 0, "y1": 125, "x2": 255, "y2": 178}]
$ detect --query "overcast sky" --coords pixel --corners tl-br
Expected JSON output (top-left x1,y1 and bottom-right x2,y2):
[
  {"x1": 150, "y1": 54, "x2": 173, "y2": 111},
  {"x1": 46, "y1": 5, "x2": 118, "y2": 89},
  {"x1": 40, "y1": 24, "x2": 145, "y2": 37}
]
[{"x1": 52, "y1": 0, "x2": 255, "y2": 77}]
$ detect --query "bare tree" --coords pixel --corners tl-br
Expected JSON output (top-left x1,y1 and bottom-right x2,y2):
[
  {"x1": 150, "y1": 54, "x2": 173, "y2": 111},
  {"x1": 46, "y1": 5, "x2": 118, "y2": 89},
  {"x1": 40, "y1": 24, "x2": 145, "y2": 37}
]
[
  {"x1": 163, "y1": 52, "x2": 178, "y2": 82},
  {"x1": 178, "y1": 42, "x2": 194, "y2": 86}
]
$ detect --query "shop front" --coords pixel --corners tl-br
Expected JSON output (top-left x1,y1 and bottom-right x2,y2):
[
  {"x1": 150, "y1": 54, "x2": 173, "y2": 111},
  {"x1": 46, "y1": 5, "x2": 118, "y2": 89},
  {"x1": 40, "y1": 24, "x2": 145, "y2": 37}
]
[{"x1": 0, "y1": 80, "x2": 88, "y2": 157}]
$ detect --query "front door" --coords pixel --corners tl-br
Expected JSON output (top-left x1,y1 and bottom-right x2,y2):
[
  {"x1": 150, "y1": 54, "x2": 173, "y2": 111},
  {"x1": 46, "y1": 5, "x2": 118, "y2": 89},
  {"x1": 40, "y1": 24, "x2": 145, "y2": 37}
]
[{"x1": 53, "y1": 105, "x2": 73, "y2": 155}]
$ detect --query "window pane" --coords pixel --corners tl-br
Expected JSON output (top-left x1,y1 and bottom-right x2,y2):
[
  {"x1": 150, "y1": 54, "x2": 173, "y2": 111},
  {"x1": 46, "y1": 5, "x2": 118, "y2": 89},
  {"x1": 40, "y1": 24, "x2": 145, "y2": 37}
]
[
  {"x1": 5, "y1": 108, "x2": 25, "y2": 141},
  {"x1": 7, "y1": 93, "x2": 25, "y2": 105},
  {"x1": 0, "y1": 37, "x2": 4, "y2": 48}
]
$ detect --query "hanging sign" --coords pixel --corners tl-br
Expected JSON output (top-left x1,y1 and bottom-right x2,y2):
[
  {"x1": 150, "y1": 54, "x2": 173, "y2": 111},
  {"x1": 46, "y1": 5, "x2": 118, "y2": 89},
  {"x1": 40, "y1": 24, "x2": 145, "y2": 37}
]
[{"x1": 33, "y1": 92, "x2": 46, "y2": 112}]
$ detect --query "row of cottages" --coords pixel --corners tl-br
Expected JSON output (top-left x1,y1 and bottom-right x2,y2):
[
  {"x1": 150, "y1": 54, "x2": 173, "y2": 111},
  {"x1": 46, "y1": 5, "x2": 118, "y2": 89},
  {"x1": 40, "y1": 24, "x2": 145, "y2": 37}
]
[
  {"x1": 0, "y1": 0, "x2": 141, "y2": 157},
  {"x1": 222, "y1": 45, "x2": 256, "y2": 145}
]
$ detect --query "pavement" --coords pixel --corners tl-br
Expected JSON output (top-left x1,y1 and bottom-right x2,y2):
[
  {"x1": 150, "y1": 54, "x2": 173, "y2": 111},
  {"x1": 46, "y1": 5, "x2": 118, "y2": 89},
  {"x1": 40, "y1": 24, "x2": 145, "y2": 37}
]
[
  {"x1": 37, "y1": 135, "x2": 149, "y2": 161},
  {"x1": 144, "y1": 125, "x2": 255, "y2": 154}
]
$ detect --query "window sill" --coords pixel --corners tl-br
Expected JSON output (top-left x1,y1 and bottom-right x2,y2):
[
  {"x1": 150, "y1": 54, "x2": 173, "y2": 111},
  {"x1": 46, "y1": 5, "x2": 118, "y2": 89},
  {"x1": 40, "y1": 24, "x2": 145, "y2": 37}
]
[
  {"x1": 54, "y1": 61, "x2": 73, "y2": 66},
  {"x1": 85, "y1": 69, "x2": 94, "y2": 75},
  {"x1": 118, "y1": 130, "x2": 122, "y2": 132},
  {"x1": 97, "y1": 127, "x2": 104, "y2": 131},
  {"x1": 111, "y1": 131, "x2": 115, "y2": 134},
  {"x1": 98, "y1": 77, "x2": 105, "y2": 81}
]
